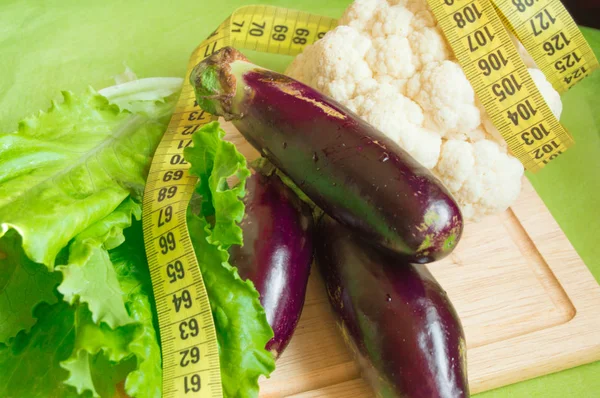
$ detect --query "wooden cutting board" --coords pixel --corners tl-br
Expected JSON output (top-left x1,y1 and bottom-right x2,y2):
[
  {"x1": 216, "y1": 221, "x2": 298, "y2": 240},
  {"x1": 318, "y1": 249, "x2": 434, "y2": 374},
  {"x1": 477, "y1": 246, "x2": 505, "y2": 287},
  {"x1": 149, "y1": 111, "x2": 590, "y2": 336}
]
[{"x1": 221, "y1": 122, "x2": 600, "y2": 397}]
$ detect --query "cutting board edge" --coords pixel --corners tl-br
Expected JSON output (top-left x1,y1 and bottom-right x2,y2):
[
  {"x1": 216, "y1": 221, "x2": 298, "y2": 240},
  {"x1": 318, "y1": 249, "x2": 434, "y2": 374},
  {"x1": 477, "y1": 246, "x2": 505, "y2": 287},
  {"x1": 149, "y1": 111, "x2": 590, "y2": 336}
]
[
  {"x1": 275, "y1": 307, "x2": 600, "y2": 396},
  {"x1": 467, "y1": 308, "x2": 600, "y2": 393},
  {"x1": 465, "y1": 179, "x2": 600, "y2": 393},
  {"x1": 287, "y1": 306, "x2": 600, "y2": 397}
]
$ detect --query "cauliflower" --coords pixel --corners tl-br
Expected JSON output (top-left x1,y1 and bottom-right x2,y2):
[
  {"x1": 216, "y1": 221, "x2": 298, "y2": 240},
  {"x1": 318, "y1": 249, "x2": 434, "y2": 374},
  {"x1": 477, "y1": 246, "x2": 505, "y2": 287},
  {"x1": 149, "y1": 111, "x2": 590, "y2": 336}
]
[{"x1": 286, "y1": 0, "x2": 562, "y2": 221}]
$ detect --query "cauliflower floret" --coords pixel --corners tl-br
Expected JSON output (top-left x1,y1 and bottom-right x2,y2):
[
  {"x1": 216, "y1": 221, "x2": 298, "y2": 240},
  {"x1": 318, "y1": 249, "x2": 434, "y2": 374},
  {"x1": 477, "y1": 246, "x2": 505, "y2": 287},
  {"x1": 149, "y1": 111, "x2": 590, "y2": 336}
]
[
  {"x1": 286, "y1": 0, "x2": 563, "y2": 221},
  {"x1": 512, "y1": 34, "x2": 538, "y2": 69},
  {"x1": 403, "y1": 0, "x2": 437, "y2": 28},
  {"x1": 339, "y1": 0, "x2": 388, "y2": 32},
  {"x1": 408, "y1": 27, "x2": 451, "y2": 65},
  {"x1": 436, "y1": 140, "x2": 524, "y2": 220},
  {"x1": 531, "y1": 68, "x2": 563, "y2": 116},
  {"x1": 396, "y1": 128, "x2": 442, "y2": 169},
  {"x1": 367, "y1": 36, "x2": 417, "y2": 79},
  {"x1": 286, "y1": 26, "x2": 375, "y2": 103},
  {"x1": 374, "y1": 75, "x2": 408, "y2": 94},
  {"x1": 348, "y1": 85, "x2": 441, "y2": 168},
  {"x1": 369, "y1": 3, "x2": 415, "y2": 37},
  {"x1": 434, "y1": 140, "x2": 474, "y2": 193},
  {"x1": 407, "y1": 61, "x2": 481, "y2": 136}
]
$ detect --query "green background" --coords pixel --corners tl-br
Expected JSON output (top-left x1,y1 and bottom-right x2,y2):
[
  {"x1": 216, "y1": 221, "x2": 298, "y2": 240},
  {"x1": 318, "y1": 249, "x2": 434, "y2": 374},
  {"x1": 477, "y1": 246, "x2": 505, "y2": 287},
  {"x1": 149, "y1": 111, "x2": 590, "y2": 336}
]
[{"x1": 1, "y1": 0, "x2": 598, "y2": 396}]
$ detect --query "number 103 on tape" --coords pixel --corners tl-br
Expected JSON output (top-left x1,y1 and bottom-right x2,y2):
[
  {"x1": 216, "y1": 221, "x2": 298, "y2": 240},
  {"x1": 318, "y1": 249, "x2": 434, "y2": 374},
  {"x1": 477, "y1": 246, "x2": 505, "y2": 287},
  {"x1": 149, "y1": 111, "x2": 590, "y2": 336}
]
[{"x1": 428, "y1": 0, "x2": 598, "y2": 172}]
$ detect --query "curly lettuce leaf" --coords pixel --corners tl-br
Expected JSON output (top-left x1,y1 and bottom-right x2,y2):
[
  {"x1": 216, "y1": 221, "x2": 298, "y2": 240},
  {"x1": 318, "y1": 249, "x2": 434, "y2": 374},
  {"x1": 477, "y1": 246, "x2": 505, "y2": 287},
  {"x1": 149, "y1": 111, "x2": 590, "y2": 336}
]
[
  {"x1": 58, "y1": 247, "x2": 134, "y2": 329},
  {"x1": 0, "y1": 302, "x2": 79, "y2": 398},
  {"x1": 111, "y1": 220, "x2": 162, "y2": 398},
  {"x1": 185, "y1": 121, "x2": 251, "y2": 247},
  {"x1": 0, "y1": 89, "x2": 173, "y2": 268},
  {"x1": 0, "y1": 300, "x2": 136, "y2": 398},
  {"x1": 59, "y1": 202, "x2": 161, "y2": 398},
  {"x1": 0, "y1": 231, "x2": 62, "y2": 343},
  {"x1": 62, "y1": 349, "x2": 137, "y2": 398},
  {"x1": 89, "y1": 353, "x2": 137, "y2": 398},
  {"x1": 70, "y1": 304, "x2": 138, "y2": 363},
  {"x1": 187, "y1": 214, "x2": 275, "y2": 398},
  {"x1": 185, "y1": 122, "x2": 275, "y2": 398},
  {"x1": 60, "y1": 304, "x2": 139, "y2": 397},
  {"x1": 99, "y1": 77, "x2": 183, "y2": 116},
  {"x1": 0, "y1": 89, "x2": 274, "y2": 398},
  {"x1": 57, "y1": 199, "x2": 141, "y2": 328},
  {"x1": 61, "y1": 350, "x2": 98, "y2": 397},
  {"x1": 0, "y1": 78, "x2": 174, "y2": 398}
]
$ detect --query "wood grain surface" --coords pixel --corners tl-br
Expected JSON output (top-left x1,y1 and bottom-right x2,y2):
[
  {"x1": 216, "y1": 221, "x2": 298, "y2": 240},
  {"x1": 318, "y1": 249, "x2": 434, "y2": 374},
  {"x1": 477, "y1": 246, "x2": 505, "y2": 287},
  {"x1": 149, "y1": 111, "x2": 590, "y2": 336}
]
[{"x1": 220, "y1": 121, "x2": 600, "y2": 397}]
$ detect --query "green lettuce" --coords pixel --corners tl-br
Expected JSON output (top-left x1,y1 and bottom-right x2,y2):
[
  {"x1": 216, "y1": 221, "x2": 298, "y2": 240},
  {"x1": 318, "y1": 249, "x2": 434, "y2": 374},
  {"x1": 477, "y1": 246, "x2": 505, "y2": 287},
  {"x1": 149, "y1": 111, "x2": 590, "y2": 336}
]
[
  {"x1": 0, "y1": 79, "x2": 175, "y2": 397},
  {"x1": 56, "y1": 199, "x2": 156, "y2": 397},
  {"x1": 0, "y1": 88, "x2": 173, "y2": 268},
  {"x1": 0, "y1": 190, "x2": 160, "y2": 398},
  {"x1": 56, "y1": 204, "x2": 161, "y2": 398},
  {"x1": 0, "y1": 302, "x2": 79, "y2": 398},
  {"x1": 185, "y1": 122, "x2": 275, "y2": 397},
  {"x1": 98, "y1": 77, "x2": 184, "y2": 116},
  {"x1": 0, "y1": 231, "x2": 61, "y2": 343},
  {"x1": 60, "y1": 304, "x2": 138, "y2": 397},
  {"x1": 111, "y1": 219, "x2": 162, "y2": 398},
  {"x1": 57, "y1": 199, "x2": 141, "y2": 329},
  {"x1": 0, "y1": 81, "x2": 275, "y2": 397}
]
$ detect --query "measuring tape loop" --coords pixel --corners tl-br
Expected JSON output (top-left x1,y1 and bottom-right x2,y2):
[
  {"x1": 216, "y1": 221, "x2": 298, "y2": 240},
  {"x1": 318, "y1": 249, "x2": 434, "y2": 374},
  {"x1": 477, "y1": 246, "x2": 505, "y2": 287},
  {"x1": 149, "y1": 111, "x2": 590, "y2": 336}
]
[{"x1": 142, "y1": 3, "x2": 596, "y2": 397}]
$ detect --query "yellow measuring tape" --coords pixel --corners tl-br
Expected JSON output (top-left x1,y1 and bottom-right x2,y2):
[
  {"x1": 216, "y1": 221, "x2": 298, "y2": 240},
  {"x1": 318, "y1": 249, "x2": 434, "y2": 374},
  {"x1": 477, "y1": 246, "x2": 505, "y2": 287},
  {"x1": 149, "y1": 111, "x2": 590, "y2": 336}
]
[
  {"x1": 142, "y1": 2, "x2": 595, "y2": 396},
  {"x1": 428, "y1": 0, "x2": 598, "y2": 172},
  {"x1": 493, "y1": 0, "x2": 600, "y2": 93}
]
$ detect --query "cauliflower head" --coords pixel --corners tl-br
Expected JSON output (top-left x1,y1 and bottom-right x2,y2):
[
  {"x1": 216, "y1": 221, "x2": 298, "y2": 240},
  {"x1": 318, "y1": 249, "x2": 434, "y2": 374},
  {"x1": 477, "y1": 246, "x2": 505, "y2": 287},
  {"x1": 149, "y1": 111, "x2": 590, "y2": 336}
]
[{"x1": 286, "y1": 0, "x2": 562, "y2": 221}]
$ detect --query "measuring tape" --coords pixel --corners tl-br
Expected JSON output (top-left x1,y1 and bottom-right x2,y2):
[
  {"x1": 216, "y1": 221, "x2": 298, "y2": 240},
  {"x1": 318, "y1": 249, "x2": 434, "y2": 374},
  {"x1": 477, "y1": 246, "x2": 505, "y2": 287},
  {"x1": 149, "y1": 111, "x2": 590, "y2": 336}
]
[
  {"x1": 492, "y1": 0, "x2": 600, "y2": 93},
  {"x1": 142, "y1": 2, "x2": 595, "y2": 397},
  {"x1": 428, "y1": 0, "x2": 598, "y2": 172}
]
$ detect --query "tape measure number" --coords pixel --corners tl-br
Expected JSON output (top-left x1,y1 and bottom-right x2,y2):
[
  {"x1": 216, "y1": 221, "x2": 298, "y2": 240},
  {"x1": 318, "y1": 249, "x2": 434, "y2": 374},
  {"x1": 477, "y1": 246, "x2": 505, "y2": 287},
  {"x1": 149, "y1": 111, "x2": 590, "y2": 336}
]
[
  {"x1": 142, "y1": 107, "x2": 222, "y2": 398},
  {"x1": 493, "y1": 0, "x2": 599, "y2": 93},
  {"x1": 429, "y1": 0, "x2": 579, "y2": 172}
]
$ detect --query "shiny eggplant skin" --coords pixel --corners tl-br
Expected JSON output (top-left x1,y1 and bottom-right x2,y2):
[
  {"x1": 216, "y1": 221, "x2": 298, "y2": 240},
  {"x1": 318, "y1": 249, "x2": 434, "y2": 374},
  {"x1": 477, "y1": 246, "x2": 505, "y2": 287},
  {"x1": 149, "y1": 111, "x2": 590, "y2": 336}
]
[
  {"x1": 190, "y1": 47, "x2": 463, "y2": 263},
  {"x1": 229, "y1": 170, "x2": 314, "y2": 358},
  {"x1": 315, "y1": 215, "x2": 469, "y2": 398}
]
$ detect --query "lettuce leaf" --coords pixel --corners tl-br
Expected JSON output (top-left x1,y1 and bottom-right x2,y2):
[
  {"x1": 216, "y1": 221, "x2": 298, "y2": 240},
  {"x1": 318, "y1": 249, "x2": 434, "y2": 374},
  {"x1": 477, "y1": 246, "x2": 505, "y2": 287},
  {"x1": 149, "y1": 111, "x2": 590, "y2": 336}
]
[
  {"x1": 0, "y1": 231, "x2": 61, "y2": 343},
  {"x1": 61, "y1": 350, "x2": 99, "y2": 397},
  {"x1": 60, "y1": 304, "x2": 139, "y2": 397},
  {"x1": 111, "y1": 220, "x2": 162, "y2": 398},
  {"x1": 57, "y1": 199, "x2": 141, "y2": 328},
  {"x1": 0, "y1": 83, "x2": 273, "y2": 398},
  {"x1": 0, "y1": 80, "x2": 174, "y2": 397},
  {"x1": 98, "y1": 77, "x2": 183, "y2": 116},
  {"x1": 186, "y1": 121, "x2": 251, "y2": 246},
  {"x1": 89, "y1": 353, "x2": 137, "y2": 398},
  {"x1": 0, "y1": 302, "x2": 79, "y2": 398},
  {"x1": 0, "y1": 89, "x2": 174, "y2": 268},
  {"x1": 57, "y1": 201, "x2": 161, "y2": 398},
  {"x1": 62, "y1": 349, "x2": 137, "y2": 398},
  {"x1": 185, "y1": 122, "x2": 275, "y2": 398}
]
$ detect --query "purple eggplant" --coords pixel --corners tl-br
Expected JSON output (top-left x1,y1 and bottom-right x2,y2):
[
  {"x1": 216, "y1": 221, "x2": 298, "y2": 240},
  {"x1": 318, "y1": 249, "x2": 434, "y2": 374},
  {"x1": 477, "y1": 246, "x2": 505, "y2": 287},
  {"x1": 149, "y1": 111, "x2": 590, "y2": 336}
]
[
  {"x1": 229, "y1": 169, "x2": 314, "y2": 358},
  {"x1": 315, "y1": 215, "x2": 469, "y2": 398},
  {"x1": 190, "y1": 47, "x2": 462, "y2": 264}
]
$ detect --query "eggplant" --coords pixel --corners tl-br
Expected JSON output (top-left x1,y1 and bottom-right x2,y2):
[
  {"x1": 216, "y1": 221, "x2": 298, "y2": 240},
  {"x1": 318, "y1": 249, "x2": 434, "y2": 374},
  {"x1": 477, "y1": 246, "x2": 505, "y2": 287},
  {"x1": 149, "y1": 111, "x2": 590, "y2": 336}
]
[
  {"x1": 229, "y1": 169, "x2": 314, "y2": 358},
  {"x1": 315, "y1": 215, "x2": 469, "y2": 398},
  {"x1": 190, "y1": 47, "x2": 463, "y2": 263}
]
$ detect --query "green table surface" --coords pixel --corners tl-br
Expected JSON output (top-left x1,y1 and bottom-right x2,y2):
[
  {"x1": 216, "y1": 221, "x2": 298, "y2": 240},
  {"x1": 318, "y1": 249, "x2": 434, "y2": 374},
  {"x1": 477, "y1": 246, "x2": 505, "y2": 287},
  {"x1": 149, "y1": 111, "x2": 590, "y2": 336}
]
[{"x1": 1, "y1": 0, "x2": 599, "y2": 396}]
